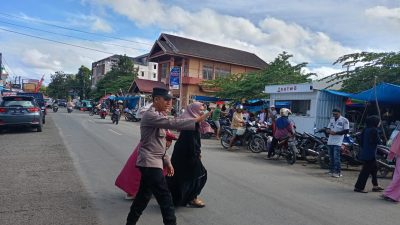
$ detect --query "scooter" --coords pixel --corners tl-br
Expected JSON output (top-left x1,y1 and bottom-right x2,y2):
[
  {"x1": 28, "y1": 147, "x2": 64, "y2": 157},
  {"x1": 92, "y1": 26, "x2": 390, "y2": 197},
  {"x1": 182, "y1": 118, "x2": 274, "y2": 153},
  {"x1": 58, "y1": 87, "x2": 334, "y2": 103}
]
[
  {"x1": 124, "y1": 109, "x2": 140, "y2": 122},
  {"x1": 100, "y1": 108, "x2": 107, "y2": 119},
  {"x1": 67, "y1": 106, "x2": 73, "y2": 113},
  {"x1": 52, "y1": 104, "x2": 59, "y2": 112}
]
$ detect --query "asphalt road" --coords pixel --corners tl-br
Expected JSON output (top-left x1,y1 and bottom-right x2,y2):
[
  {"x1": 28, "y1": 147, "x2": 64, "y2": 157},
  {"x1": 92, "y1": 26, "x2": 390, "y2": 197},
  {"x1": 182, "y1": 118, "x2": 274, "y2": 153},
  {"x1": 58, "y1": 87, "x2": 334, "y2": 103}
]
[{"x1": 2, "y1": 108, "x2": 398, "y2": 225}]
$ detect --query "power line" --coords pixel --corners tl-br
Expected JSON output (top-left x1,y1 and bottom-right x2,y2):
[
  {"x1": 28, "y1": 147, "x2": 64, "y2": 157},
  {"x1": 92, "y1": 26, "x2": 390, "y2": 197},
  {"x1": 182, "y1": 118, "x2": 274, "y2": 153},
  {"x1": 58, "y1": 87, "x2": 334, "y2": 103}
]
[
  {"x1": 2, "y1": 57, "x2": 17, "y2": 77},
  {"x1": 0, "y1": 27, "x2": 117, "y2": 55},
  {"x1": 0, "y1": 12, "x2": 153, "y2": 46},
  {"x1": 0, "y1": 19, "x2": 149, "y2": 52}
]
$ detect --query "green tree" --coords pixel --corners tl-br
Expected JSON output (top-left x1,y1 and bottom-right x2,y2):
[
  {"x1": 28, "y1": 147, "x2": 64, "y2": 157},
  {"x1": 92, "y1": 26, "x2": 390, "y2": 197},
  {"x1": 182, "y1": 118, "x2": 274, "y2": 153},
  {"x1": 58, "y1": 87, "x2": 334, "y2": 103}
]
[
  {"x1": 77, "y1": 65, "x2": 92, "y2": 99},
  {"x1": 325, "y1": 51, "x2": 400, "y2": 93},
  {"x1": 46, "y1": 71, "x2": 79, "y2": 99},
  {"x1": 92, "y1": 55, "x2": 138, "y2": 100},
  {"x1": 203, "y1": 52, "x2": 314, "y2": 101}
]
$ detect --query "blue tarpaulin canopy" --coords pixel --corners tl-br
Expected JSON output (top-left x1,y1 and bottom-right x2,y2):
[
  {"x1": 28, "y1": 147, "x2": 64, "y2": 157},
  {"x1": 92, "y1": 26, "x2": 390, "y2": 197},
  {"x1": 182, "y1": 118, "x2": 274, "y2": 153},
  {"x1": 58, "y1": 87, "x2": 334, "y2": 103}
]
[
  {"x1": 323, "y1": 83, "x2": 400, "y2": 105},
  {"x1": 192, "y1": 95, "x2": 230, "y2": 102},
  {"x1": 350, "y1": 83, "x2": 400, "y2": 104}
]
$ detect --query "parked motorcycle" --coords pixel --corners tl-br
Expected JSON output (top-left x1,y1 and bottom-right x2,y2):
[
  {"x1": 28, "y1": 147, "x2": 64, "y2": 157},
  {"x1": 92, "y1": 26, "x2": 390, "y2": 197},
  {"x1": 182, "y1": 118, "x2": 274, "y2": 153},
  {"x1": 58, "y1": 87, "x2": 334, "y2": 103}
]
[
  {"x1": 317, "y1": 131, "x2": 362, "y2": 169},
  {"x1": 271, "y1": 137, "x2": 297, "y2": 165},
  {"x1": 376, "y1": 145, "x2": 396, "y2": 178},
  {"x1": 297, "y1": 128, "x2": 327, "y2": 163},
  {"x1": 248, "y1": 123, "x2": 273, "y2": 153},
  {"x1": 220, "y1": 121, "x2": 257, "y2": 149},
  {"x1": 124, "y1": 109, "x2": 140, "y2": 122}
]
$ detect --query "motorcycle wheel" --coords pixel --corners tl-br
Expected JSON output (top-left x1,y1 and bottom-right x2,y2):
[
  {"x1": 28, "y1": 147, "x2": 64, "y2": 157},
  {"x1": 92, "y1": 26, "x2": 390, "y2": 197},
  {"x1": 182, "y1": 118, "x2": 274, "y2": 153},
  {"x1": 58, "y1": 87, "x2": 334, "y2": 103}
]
[
  {"x1": 286, "y1": 147, "x2": 297, "y2": 165},
  {"x1": 317, "y1": 146, "x2": 330, "y2": 169},
  {"x1": 249, "y1": 136, "x2": 265, "y2": 153},
  {"x1": 221, "y1": 133, "x2": 232, "y2": 149},
  {"x1": 377, "y1": 166, "x2": 390, "y2": 178}
]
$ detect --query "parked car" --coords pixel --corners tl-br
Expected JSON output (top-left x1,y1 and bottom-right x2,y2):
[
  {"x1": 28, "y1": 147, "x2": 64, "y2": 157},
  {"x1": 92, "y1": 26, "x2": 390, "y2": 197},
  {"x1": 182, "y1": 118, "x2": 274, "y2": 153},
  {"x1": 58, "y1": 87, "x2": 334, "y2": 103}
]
[
  {"x1": 0, "y1": 96, "x2": 43, "y2": 132},
  {"x1": 16, "y1": 92, "x2": 46, "y2": 124}
]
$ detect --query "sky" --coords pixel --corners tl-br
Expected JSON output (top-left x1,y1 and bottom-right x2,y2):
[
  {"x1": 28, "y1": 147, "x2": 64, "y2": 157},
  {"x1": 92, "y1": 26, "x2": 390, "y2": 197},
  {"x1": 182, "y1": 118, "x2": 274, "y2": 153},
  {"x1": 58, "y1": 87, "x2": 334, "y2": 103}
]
[{"x1": 0, "y1": 0, "x2": 399, "y2": 84}]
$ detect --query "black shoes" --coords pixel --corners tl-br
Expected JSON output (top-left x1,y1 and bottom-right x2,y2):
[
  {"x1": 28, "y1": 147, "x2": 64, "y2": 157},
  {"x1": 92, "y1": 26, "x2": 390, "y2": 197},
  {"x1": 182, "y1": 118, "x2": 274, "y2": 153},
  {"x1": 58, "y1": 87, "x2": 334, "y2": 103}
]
[{"x1": 354, "y1": 188, "x2": 368, "y2": 193}]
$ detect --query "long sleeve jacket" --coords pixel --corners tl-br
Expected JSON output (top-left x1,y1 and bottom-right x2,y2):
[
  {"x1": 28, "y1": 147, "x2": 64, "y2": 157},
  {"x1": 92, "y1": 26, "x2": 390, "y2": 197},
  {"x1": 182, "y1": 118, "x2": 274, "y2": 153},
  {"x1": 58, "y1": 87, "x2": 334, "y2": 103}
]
[{"x1": 136, "y1": 107, "x2": 195, "y2": 169}]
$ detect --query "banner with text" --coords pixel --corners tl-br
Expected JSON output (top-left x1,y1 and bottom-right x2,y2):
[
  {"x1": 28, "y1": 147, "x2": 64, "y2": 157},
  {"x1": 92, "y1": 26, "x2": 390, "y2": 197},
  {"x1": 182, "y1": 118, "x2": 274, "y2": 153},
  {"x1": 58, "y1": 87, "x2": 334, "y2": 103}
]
[{"x1": 169, "y1": 66, "x2": 181, "y2": 90}]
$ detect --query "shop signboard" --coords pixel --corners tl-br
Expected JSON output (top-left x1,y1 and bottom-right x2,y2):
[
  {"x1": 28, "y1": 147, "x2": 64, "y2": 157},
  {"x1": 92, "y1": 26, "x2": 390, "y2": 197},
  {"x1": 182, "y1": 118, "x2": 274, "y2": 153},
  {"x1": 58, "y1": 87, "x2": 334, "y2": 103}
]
[
  {"x1": 169, "y1": 66, "x2": 180, "y2": 90},
  {"x1": 265, "y1": 83, "x2": 313, "y2": 94}
]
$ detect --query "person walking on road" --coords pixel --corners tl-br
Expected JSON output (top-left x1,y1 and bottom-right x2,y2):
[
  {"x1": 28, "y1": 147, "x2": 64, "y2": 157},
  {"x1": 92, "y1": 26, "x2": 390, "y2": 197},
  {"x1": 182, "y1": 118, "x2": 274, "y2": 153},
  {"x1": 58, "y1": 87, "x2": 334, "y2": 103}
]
[
  {"x1": 381, "y1": 131, "x2": 400, "y2": 203},
  {"x1": 167, "y1": 102, "x2": 208, "y2": 208},
  {"x1": 125, "y1": 87, "x2": 209, "y2": 225},
  {"x1": 326, "y1": 108, "x2": 349, "y2": 178},
  {"x1": 212, "y1": 104, "x2": 222, "y2": 139},
  {"x1": 354, "y1": 115, "x2": 384, "y2": 193}
]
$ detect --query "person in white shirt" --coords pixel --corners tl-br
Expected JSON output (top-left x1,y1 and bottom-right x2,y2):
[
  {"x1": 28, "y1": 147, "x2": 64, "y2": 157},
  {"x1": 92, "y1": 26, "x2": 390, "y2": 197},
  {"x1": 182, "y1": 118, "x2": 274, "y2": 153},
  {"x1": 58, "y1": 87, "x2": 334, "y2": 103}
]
[{"x1": 326, "y1": 108, "x2": 350, "y2": 178}]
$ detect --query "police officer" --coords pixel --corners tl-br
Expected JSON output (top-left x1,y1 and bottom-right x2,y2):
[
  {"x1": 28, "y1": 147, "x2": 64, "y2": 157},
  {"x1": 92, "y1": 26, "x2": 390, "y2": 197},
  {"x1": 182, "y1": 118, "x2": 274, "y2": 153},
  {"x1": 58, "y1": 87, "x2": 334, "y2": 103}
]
[
  {"x1": 326, "y1": 108, "x2": 350, "y2": 178},
  {"x1": 126, "y1": 87, "x2": 210, "y2": 225}
]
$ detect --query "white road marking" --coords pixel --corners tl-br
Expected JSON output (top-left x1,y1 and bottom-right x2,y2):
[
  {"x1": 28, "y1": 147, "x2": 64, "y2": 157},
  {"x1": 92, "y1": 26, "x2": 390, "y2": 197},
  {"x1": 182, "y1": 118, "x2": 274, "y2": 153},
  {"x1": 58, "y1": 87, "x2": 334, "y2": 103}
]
[{"x1": 108, "y1": 129, "x2": 122, "y2": 136}]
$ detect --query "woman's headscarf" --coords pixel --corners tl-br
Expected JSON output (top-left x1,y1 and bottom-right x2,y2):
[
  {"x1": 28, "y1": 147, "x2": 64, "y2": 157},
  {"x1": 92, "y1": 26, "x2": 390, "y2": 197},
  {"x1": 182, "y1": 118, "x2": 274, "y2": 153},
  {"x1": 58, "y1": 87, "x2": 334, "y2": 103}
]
[
  {"x1": 180, "y1": 102, "x2": 203, "y2": 119},
  {"x1": 365, "y1": 115, "x2": 380, "y2": 128}
]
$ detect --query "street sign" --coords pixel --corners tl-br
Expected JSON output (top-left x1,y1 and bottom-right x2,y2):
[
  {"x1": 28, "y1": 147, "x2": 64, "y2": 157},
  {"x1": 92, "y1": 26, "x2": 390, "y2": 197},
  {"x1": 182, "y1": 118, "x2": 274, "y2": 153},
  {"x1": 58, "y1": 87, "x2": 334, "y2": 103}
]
[{"x1": 169, "y1": 66, "x2": 180, "y2": 90}]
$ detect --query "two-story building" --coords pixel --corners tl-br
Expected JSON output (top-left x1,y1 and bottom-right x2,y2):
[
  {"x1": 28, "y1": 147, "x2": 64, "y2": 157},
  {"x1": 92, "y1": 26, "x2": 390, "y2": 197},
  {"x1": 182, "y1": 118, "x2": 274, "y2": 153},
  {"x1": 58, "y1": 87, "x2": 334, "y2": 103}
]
[
  {"x1": 91, "y1": 54, "x2": 158, "y2": 88},
  {"x1": 148, "y1": 33, "x2": 268, "y2": 107}
]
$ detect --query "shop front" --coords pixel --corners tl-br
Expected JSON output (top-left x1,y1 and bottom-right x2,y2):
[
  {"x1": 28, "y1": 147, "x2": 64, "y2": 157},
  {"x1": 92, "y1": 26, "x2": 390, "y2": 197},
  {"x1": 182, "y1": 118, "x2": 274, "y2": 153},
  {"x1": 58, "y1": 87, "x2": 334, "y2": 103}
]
[{"x1": 265, "y1": 83, "x2": 347, "y2": 134}]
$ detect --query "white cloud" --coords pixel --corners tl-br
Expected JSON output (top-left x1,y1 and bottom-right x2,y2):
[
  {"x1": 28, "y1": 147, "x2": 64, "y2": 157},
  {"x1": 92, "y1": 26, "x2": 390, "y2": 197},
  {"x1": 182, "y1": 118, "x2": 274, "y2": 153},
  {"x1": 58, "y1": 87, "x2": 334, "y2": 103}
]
[
  {"x1": 21, "y1": 49, "x2": 62, "y2": 71},
  {"x1": 92, "y1": 0, "x2": 357, "y2": 75},
  {"x1": 365, "y1": 6, "x2": 400, "y2": 20},
  {"x1": 91, "y1": 17, "x2": 113, "y2": 32}
]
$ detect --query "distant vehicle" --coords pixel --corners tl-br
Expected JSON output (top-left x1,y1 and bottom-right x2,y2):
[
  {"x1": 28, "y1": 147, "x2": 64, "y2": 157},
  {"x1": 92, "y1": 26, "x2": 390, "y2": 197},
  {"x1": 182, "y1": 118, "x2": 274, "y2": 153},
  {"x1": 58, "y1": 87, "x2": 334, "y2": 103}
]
[
  {"x1": 0, "y1": 96, "x2": 43, "y2": 132},
  {"x1": 44, "y1": 98, "x2": 53, "y2": 108},
  {"x1": 80, "y1": 100, "x2": 93, "y2": 111},
  {"x1": 16, "y1": 92, "x2": 46, "y2": 124},
  {"x1": 58, "y1": 99, "x2": 67, "y2": 107}
]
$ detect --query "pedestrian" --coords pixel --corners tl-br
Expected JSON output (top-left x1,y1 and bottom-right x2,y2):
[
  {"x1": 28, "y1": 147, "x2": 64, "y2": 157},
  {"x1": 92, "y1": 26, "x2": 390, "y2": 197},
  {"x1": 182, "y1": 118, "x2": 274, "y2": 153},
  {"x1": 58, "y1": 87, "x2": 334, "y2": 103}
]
[
  {"x1": 354, "y1": 115, "x2": 384, "y2": 193},
  {"x1": 381, "y1": 131, "x2": 400, "y2": 203},
  {"x1": 212, "y1": 104, "x2": 222, "y2": 139},
  {"x1": 125, "y1": 88, "x2": 210, "y2": 225},
  {"x1": 115, "y1": 129, "x2": 177, "y2": 200},
  {"x1": 257, "y1": 109, "x2": 267, "y2": 123},
  {"x1": 167, "y1": 102, "x2": 208, "y2": 208},
  {"x1": 326, "y1": 108, "x2": 350, "y2": 178}
]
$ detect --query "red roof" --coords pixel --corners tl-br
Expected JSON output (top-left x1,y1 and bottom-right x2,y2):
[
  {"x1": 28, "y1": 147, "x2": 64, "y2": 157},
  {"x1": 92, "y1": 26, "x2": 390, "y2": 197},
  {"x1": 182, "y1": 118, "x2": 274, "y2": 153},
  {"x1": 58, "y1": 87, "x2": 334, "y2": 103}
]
[{"x1": 129, "y1": 79, "x2": 167, "y2": 94}]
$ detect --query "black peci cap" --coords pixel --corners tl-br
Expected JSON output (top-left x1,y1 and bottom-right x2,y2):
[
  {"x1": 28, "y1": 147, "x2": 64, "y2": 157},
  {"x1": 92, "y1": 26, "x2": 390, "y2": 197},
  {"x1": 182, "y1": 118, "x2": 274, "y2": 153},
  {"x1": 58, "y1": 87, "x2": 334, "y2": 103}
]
[{"x1": 152, "y1": 87, "x2": 173, "y2": 100}]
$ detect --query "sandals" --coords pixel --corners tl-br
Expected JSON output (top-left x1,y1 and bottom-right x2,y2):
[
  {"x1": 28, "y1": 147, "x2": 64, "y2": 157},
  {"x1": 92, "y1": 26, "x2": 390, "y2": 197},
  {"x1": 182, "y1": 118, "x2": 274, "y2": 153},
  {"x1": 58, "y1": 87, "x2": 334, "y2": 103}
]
[
  {"x1": 188, "y1": 198, "x2": 205, "y2": 208},
  {"x1": 372, "y1": 186, "x2": 384, "y2": 192}
]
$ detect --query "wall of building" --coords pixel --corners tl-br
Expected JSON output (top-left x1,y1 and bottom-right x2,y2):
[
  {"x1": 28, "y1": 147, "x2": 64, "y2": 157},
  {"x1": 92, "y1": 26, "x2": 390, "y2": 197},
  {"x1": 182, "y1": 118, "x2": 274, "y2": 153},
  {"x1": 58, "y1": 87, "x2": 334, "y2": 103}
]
[{"x1": 269, "y1": 91, "x2": 319, "y2": 134}]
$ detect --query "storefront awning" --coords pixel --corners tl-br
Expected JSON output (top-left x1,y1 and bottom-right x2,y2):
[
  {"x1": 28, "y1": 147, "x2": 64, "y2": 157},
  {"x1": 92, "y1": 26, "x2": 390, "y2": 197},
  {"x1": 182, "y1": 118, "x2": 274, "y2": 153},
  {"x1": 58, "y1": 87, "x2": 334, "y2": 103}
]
[
  {"x1": 323, "y1": 83, "x2": 400, "y2": 105},
  {"x1": 192, "y1": 95, "x2": 230, "y2": 102}
]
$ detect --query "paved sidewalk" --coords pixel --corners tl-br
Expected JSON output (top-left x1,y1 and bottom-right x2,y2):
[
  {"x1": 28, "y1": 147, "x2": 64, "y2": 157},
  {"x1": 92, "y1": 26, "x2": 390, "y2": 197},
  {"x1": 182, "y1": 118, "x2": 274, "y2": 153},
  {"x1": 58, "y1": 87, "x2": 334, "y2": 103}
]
[{"x1": 0, "y1": 116, "x2": 100, "y2": 225}]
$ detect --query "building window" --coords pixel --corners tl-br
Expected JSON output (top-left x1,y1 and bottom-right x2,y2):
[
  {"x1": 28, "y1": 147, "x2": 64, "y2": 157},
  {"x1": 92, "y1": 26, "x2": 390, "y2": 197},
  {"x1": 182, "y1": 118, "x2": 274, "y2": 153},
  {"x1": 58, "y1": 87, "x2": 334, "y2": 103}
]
[
  {"x1": 153, "y1": 73, "x2": 156, "y2": 79},
  {"x1": 153, "y1": 64, "x2": 157, "y2": 70},
  {"x1": 215, "y1": 66, "x2": 230, "y2": 79},
  {"x1": 276, "y1": 100, "x2": 311, "y2": 116},
  {"x1": 202, "y1": 64, "x2": 213, "y2": 80},
  {"x1": 161, "y1": 63, "x2": 169, "y2": 78},
  {"x1": 141, "y1": 71, "x2": 145, "y2": 77}
]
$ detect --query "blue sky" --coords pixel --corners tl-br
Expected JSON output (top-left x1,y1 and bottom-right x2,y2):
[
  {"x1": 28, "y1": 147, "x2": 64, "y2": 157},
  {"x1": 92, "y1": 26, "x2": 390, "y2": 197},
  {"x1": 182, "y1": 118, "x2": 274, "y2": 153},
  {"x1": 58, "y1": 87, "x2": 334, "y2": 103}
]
[{"x1": 1, "y1": 0, "x2": 399, "y2": 83}]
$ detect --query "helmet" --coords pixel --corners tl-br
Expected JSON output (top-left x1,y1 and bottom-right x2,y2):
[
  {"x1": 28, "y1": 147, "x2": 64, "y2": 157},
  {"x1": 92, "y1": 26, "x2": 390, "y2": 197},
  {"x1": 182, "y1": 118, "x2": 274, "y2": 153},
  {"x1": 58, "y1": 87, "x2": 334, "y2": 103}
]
[
  {"x1": 118, "y1": 100, "x2": 123, "y2": 104},
  {"x1": 236, "y1": 104, "x2": 244, "y2": 110},
  {"x1": 280, "y1": 108, "x2": 291, "y2": 116}
]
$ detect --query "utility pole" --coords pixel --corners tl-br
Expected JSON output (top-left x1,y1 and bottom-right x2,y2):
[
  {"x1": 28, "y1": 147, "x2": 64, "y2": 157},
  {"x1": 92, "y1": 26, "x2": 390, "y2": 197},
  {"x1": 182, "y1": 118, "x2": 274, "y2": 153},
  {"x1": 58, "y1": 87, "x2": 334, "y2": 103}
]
[{"x1": 0, "y1": 53, "x2": 3, "y2": 79}]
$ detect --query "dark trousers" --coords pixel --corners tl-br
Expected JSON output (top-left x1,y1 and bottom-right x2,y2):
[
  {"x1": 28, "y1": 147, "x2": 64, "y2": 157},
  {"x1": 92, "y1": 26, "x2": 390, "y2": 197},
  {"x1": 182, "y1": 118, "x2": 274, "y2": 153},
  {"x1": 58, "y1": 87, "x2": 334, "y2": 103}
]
[
  {"x1": 267, "y1": 137, "x2": 278, "y2": 157},
  {"x1": 354, "y1": 159, "x2": 378, "y2": 190},
  {"x1": 126, "y1": 167, "x2": 176, "y2": 225}
]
